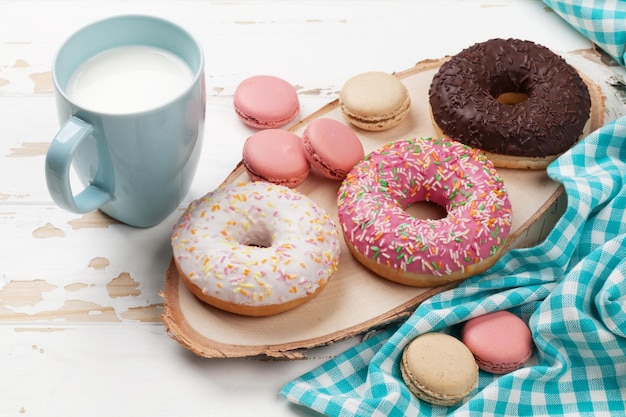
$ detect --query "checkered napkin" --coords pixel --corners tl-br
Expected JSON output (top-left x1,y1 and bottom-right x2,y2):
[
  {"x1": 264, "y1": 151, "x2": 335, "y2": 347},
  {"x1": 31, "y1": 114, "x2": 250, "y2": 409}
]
[
  {"x1": 543, "y1": 0, "x2": 626, "y2": 65},
  {"x1": 280, "y1": 117, "x2": 626, "y2": 416}
]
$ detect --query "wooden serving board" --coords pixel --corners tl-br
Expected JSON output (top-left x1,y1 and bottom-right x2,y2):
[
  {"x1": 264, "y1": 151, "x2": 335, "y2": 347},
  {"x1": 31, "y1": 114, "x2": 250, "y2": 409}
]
[{"x1": 162, "y1": 53, "x2": 614, "y2": 359}]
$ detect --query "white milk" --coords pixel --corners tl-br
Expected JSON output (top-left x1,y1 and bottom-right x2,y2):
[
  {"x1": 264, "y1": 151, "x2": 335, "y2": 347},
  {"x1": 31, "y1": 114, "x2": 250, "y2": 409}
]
[{"x1": 66, "y1": 45, "x2": 193, "y2": 114}]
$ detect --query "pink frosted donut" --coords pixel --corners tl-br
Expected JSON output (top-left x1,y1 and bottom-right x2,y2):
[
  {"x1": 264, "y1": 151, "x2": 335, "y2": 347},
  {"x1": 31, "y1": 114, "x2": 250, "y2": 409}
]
[{"x1": 337, "y1": 137, "x2": 512, "y2": 287}]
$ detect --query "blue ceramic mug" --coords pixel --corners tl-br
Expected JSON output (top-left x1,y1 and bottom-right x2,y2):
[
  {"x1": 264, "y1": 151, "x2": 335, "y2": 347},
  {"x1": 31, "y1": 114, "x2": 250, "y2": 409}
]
[{"x1": 45, "y1": 15, "x2": 205, "y2": 227}]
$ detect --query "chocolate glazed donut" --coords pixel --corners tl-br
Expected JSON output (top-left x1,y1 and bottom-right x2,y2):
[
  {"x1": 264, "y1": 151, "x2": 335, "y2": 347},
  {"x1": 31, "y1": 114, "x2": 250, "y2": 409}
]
[{"x1": 429, "y1": 38, "x2": 591, "y2": 168}]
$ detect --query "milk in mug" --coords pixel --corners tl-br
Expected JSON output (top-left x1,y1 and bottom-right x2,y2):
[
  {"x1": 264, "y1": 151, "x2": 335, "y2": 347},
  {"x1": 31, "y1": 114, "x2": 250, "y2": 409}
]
[{"x1": 66, "y1": 45, "x2": 193, "y2": 114}]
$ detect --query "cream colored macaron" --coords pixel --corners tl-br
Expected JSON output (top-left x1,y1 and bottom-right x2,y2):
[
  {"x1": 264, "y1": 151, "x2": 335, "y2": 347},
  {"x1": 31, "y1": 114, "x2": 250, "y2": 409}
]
[
  {"x1": 339, "y1": 71, "x2": 410, "y2": 131},
  {"x1": 400, "y1": 332, "x2": 478, "y2": 406}
]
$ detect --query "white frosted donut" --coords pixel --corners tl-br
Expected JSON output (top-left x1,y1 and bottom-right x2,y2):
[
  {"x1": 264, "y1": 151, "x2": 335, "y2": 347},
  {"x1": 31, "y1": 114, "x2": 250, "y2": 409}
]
[{"x1": 171, "y1": 181, "x2": 340, "y2": 316}]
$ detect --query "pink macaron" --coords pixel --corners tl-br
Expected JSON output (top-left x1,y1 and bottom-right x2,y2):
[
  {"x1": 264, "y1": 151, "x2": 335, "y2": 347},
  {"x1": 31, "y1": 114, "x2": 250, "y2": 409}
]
[
  {"x1": 233, "y1": 75, "x2": 300, "y2": 129},
  {"x1": 242, "y1": 129, "x2": 310, "y2": 187},
  {"x1": 301, "y1": 118, "x2": 364, "y2": 180},
  {"x1": 461, "y1": 310, "x2": 533, "y2": 375}
]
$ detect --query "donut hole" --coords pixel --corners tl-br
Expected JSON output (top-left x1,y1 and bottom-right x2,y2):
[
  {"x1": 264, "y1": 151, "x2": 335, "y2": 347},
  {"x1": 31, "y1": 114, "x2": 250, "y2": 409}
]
[
  {"x1": 405, "y1": 200, "x2": 447, "y2": 220},
  {"x1": 496, "y1": 92, "x2": 529, "y2": 105},
  {"x1": 239, "y1": 225, "x2": 273, "y2": 248},
  {"x1": 490, "y1": 74, "x2": 530, "y2": 105}
]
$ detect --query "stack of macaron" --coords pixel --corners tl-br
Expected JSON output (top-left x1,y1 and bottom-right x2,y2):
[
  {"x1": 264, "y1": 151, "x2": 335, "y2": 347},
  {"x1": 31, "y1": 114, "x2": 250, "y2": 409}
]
[
  {"x1": 233, "y1": 70, "x2": 412, "y2": 187},
  {"x1": 240, "y1": 117, "x2": 364, "y2": 187},
  {"x1": 400, "y1": 310, "x2": 533, "y2": 406}
]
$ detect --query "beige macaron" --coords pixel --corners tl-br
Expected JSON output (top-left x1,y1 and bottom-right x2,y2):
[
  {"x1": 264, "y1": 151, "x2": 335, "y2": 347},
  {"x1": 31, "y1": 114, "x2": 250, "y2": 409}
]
[
  {"x1": 400, "y1": 332, "x2": 478, "y2": 406},
  {"x1": 339, "y1": 71, "x2": 411, "y2": 131}
]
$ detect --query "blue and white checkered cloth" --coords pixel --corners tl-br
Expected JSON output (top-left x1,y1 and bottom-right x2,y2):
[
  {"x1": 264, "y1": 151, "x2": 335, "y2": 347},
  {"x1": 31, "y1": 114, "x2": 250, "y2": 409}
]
[
  {"x1": 280, "y1": 115, "x2": 626, "y2": 415},
  {"x1": 544, "y1": 0, "x2": 626, "y2": 65}
]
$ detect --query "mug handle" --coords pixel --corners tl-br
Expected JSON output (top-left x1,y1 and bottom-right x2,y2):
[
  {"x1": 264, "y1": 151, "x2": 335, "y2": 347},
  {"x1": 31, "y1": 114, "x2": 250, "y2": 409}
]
[{"x1": 45, "y1": 116, "x2": 112, "y2": 213}]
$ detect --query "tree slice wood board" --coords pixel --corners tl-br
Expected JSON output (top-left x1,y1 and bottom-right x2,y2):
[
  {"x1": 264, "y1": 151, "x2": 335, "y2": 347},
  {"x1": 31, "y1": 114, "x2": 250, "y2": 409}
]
[{"x1": 162, "y1": 52, "x2": 617, "y2": 359}]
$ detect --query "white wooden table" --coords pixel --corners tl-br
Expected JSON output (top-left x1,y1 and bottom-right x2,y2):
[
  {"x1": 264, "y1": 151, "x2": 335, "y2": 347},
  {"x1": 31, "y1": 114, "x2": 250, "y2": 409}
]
[{"x1": 1, "y1": 1, "x2": 623, "y2": 416}]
